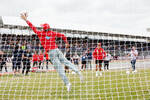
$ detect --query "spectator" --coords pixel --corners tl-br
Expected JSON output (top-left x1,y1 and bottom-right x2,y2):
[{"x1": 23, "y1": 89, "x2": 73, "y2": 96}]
[
  {"x1": 27, "y1": 42, "x2": 32, "y2": 50},
  {"x1": 73, "y1": 52, "x2": 80, "y2": 70},
  {"x1": 86, "y1": 49, "x2": 93, "y2": 70},
  {"x1": 0, "y1": 51, "x2": 7, "y2": 72},
  {"x1": 21, "y1": 42, "x2": 26, "y2": 50},
  {"x1": 81, "y1": 53, "x2": 87, "y2": 71},
  {"x1": 128, "y1": 46, "x2": 138, "y2": 73},
  {"x1": 64, "y1": 48, "x2": 72, "y2": 73},
  {"x1": 45, "y1": 52, "x2": 51, "y2": 70},
  {"x1": 32, "y1": 51, "x2": 39, "y2": 68},
  {"x1": 12, "y1": 45, "x2": 24, "y2": 75},
  {"x1": 104, "y1": 51, "x2": 112, "y2": 70},
  {"x1": 73, "y1": 52, "x2": 80, "y2": 66},
  {"x1": 38, "y1": 51, "x2": 44, "y2": 69},
  {"x1": 22, "y1": 49, "x2": 32, "y2": 75}
]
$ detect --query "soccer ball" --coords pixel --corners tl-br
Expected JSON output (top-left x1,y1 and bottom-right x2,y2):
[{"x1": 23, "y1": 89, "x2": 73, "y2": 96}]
[
  {"x1": 126, "y1": 71, "x2": 130, "y2": 74},
  {"x1": 72, "y1": 71, "x2": 76, "y2": 74}
]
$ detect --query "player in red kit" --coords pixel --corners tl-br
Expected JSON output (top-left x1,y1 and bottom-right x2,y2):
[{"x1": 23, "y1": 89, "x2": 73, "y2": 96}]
[
  {"x1": 20, "y1": 12, "x2": 83, "y2": 92},
  {"x1": 38, "y1": 51, "x2": 44, "y2": 69},
  {"x1": 93, "y1": 43, "x2": 106, "y2": 77},
  {"x1": 45, "y1": 51, "x2": 52, "y2": 70},
  {"x1": 32, "y1": 51, "x2": 38, "y2": 67}
]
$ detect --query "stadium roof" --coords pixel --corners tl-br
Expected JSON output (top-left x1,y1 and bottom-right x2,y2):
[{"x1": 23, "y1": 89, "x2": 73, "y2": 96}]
[{"x1": 0, "y1": 16, "x2": 150, "y2": 38}]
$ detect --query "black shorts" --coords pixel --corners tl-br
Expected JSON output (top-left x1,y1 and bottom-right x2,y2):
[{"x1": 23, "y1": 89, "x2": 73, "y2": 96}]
[
  {"x1": 82, "y1": 61, "x2": 86, "y2": 64},
  {"x1": 47, "y1": 59, "x2": 52, "y2": 64},
  {"x1": 65, "y1": 66, "x2": 69, "y2": 70},
  {"x1": 95, "y1": 60, "x2": 103, "y2": 65},
  {"x1": 13, "y1": 61, "x2": 22, "y2": 70},
  {"x1": 74, "y1": 59, "x2": 79, "y2": 65},
  {"x1": 66, "y1": 58, "x2": 72, "y2": 62},
  {"x1": 33, "y1": 61, "x2": 38, "y2": 65},
  {"x1": 23, "y1": 61, "x2": 31, "y2": 66},
  {"x1": 0, "y1": 62, "x2": 6, "y2": 66},
  {"x1": 104, "y1": 61, "x2": 109, "y2": 64}
]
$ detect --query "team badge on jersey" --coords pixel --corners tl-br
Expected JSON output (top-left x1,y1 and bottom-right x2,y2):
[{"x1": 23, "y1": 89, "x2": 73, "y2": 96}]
[{"x1": 46, "y1": 36, "x2": 50, "y2": 40}]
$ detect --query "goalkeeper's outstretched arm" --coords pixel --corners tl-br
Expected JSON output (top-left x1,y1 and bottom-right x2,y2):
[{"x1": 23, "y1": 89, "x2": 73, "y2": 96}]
[{"x1": 20, "y1": 12, "x2": 41, "y2": 34}]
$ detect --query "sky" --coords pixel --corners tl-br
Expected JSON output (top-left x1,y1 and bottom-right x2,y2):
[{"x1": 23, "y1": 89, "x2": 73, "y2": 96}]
[{"x1": 0, "y1": 0, "x2": 150, "y2": 36}]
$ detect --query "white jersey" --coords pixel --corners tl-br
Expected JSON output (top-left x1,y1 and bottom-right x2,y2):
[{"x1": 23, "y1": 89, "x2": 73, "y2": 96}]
[
  {"x1": 130, "y1": 50, "x2": 138, "y2": 60},
  {"x1": 105, "y1": 53, "x2": 112, "y2": 61}
]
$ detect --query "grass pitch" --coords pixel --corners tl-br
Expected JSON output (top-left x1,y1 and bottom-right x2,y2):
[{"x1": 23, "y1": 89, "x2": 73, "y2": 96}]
[{"x1": 0, "y1": 69, "x2": 150, "y2": 100}]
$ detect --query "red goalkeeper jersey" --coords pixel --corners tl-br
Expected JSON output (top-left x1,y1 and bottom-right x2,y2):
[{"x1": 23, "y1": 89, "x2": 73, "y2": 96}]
[
  {"x1": 93, "y1": 48, "x2": 106, "y2": 60},
  {"x1": 26, "y1": 20, "x2": 68, "y2": 52}
]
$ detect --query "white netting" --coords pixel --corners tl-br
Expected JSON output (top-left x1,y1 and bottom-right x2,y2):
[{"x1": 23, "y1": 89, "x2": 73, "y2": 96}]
[{"x1": 0, "y1": 25, "x2": 150, "y2": 100}]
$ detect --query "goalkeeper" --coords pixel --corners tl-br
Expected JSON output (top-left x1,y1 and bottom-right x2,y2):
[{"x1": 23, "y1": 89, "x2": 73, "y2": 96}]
[{"x1": 20, "y1": 12, "x2": 83, "y2": 91}]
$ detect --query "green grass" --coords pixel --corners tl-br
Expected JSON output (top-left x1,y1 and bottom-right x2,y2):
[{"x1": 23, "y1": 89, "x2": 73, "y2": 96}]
[{"x1": 0, "y1": 69, "x2": 150, "y2": 100}]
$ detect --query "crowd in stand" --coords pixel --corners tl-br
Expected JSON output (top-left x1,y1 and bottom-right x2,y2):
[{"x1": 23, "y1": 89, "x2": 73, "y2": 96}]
[
  {"x1": 0, "y1": 33, "x2": 150, "y2": 75},
  {"x1": 0, "y1": 43, "x2": 51, "y2": 75}
]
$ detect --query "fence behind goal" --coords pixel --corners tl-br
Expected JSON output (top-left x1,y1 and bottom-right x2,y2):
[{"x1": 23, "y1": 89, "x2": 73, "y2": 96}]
[{"x1": 0, "y1": 24, "x2": 150, "y2": 100}]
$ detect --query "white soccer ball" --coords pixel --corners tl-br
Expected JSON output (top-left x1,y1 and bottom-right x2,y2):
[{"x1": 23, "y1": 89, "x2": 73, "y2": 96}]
[
  {"x1": 126, "y1": 71, "x2": 130, "y2": 74},
  {"x1": 72, "y1": 71, "x2": 76, "y2": 74}
]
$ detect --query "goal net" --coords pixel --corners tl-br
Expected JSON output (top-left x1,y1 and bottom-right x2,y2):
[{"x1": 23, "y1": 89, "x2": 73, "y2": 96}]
[{"x1": 0, "y1": 24, "x2": 150, "y2": 100}]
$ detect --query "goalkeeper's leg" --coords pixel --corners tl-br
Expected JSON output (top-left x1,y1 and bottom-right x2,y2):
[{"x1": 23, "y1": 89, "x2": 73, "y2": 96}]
[
  {"x1": 49, "y1": 49, "x2": 71, "y2": 90},
  {"x1": 51, "y1": 56, "x2": 71, "y2": 91},
  {"x1": 57, "y1": 49, "x2": 83, "y2": 82}
]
